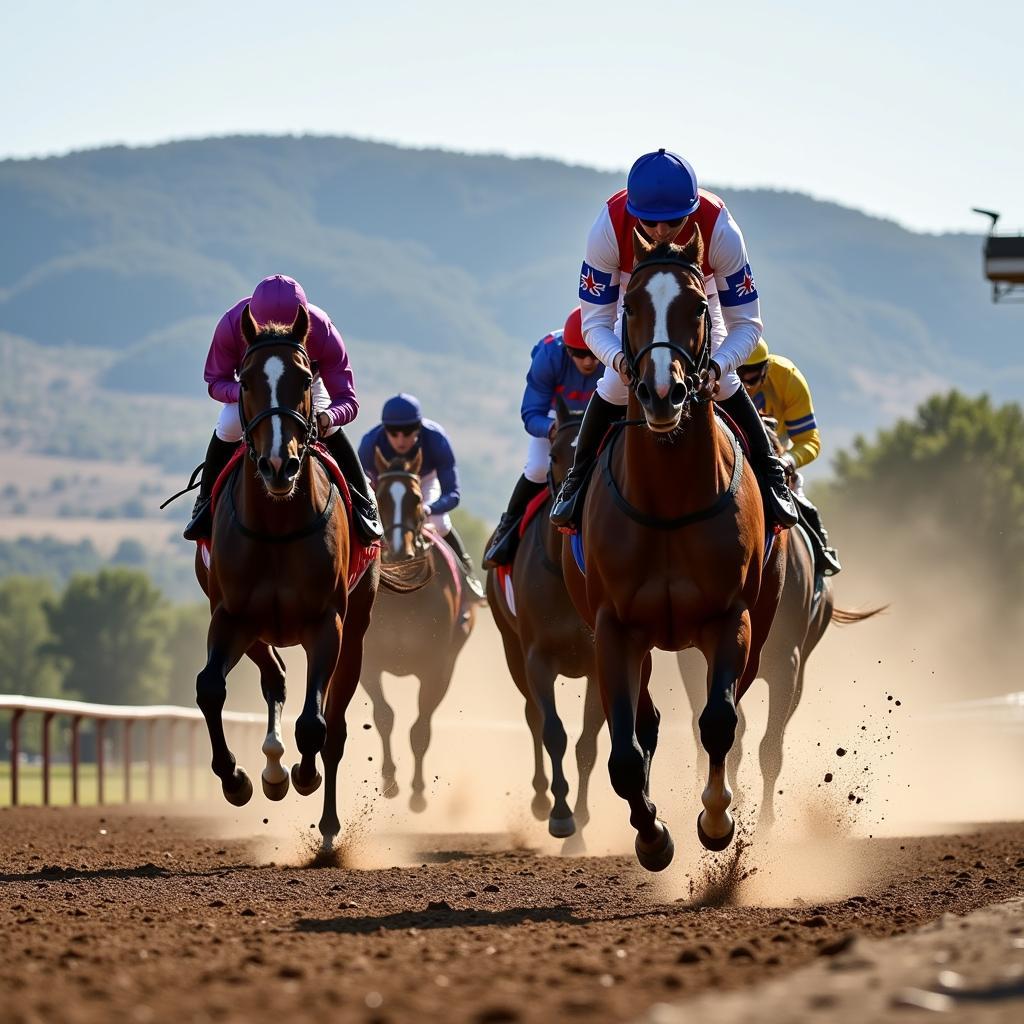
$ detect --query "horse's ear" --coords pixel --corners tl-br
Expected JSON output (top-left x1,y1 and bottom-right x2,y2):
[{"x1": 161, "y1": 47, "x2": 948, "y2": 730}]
[
  {"x1": 554, "y1": 394, "x2": 571, "y2": 425},
  {"x1": 679, "y1": 224, "x2": 704, "y2": 268},
  {"x1": 632, "y1": 227, "x2": 655, "y2": 264},
  {"x1": 373, "y1": 446, "x2": 389, "y2": 475},
  {"x1": 291, "y1": 304, "x2": 310, "y2": 343},
  {"x1": 409, "y1": 449, "x2": 423, "y2": 476},
  {"x1": 241, "y1": 303, "x2": 260, "y2": 346}
]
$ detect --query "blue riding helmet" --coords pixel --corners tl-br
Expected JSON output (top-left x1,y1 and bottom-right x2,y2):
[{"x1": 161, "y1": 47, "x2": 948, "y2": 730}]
[
  {"x1": 626, "y1": 149, "x2": 700, "y2": 222},
  {"x1": 381, "y1": 393, "x2": 423, "y2": 427}
]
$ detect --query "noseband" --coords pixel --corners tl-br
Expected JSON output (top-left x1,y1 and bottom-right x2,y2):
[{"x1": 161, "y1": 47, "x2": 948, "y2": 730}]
[
  {"x1": 620, "y1": 254, "x2": 713, "y2": 408},
  {"x1": 237, "y1": 338, "x2": 318, "y2": 465}
]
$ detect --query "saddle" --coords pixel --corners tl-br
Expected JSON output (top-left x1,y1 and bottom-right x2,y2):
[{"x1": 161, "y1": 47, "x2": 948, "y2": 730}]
[
  {"x1": 494, "y1": 489, "x2": 553, "y2": 617},
  {"x1": 198, "y1": 443, "x2": 380, "y2": 590}
]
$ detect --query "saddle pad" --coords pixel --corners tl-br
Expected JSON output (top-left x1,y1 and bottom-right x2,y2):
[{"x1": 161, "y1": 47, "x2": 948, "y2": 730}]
[
  {"x1": 518, "y1": 489, "x2": 551, "y2": 538},
  {"x1": 495, "y1": 564, "x2": 517, "y2": 617},
  {"x1": 198, "y1": 442, "x2": 380, "y2": 591}
]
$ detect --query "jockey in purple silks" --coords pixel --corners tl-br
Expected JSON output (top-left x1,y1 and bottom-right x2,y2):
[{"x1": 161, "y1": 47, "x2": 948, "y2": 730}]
[{"x1": 183, "y1": 275, "x2": 383, "y2": 545}]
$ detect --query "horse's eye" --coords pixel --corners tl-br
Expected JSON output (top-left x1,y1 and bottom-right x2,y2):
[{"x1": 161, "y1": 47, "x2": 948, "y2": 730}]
[
  {"x1": 304, "y1": 377, "x2": 312, "y2": 391},
  {"x1": 695, "y1": 302, "x2": 707, "y2": 318},
  {"x1": 623, "y1": 303, "x2": 632, "y2": 316}
]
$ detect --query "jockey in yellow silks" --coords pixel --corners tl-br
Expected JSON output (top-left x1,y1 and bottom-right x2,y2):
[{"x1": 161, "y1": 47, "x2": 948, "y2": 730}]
[{"x1": 739, "y1": 339, "x2": 841, "y2": 577}]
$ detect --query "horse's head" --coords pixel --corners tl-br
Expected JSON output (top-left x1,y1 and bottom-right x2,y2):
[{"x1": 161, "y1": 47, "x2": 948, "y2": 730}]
[
  {"x1": 622, "y1": 227, "x2": 710, "y2": 433},
  {"x1": 238, "y1": 303, "x2": 316, "y2": 498},
  {"x1": 549, "y1": 395, "x2": 584, "y2": 494},
  {"x1": 373, "y1": 447, "x2": 426, "y2": 562}
]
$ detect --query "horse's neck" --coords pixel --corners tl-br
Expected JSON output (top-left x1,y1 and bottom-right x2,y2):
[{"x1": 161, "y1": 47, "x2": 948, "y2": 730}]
[
  {"x1": 540, "y1": 497, "x2": 563, "y2": 569},
  {"x1": 620, "y1": 399, "x2": 728, "y2": 517},
  {"x1": 238, "y1": 454, "x2": 327, "y2": 529}
]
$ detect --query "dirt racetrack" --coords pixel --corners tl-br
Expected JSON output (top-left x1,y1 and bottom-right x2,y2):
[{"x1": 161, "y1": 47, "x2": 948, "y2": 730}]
[{"x1": 2, "y1": 807, "x2": 1022, "y2": 1023}]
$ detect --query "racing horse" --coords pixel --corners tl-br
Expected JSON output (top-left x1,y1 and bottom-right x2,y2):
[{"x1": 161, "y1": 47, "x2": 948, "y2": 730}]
[
  {"x1": 359, "y1": 449, "x2": 473, "y2": 812},
  {"x1": 488, "y1": 398, "x2": 603, "y2": 848},
  {"x1": 194, "y1": 304, "x2": 420, "y2": 853},
  {"x1": 562, "y1": 228, "x2": 787, "y2": 870},
  {"x1": 678, "y1": 500, "x2": 884, "y2": 833}
]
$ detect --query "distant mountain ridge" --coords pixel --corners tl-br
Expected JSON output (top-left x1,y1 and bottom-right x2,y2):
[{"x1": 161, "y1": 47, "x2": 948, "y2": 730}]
[{"x1": 1, "y1": 135, "x2": 1013, "y2": 518}]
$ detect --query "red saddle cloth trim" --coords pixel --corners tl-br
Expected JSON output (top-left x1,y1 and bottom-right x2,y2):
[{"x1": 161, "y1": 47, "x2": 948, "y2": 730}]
[
  {"x1": 199, "y1": 442, "x2": 380, "y2": 590},
  {"x1": 425, "y1": 529, "x2": 462, "y2": 610},
  {"x1": 518, "y1": 489, "x2": 551, "y2": 539}
]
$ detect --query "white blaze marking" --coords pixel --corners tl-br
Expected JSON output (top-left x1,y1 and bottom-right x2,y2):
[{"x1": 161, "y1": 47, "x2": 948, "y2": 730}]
[
  {"x1": 388, "y1": 480, "x2": 406, "y2": 553},
  {"x1": 644, "y1": 272, "x2": 681, "y2": 398},
  {"x1": 263, "y1": 356, "x2": 286, "y2": 465}
]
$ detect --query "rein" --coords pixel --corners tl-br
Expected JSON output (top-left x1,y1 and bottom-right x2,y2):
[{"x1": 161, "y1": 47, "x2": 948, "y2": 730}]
[{"x1": 620, "y1": 254, "x2": 713, "y2": 407}]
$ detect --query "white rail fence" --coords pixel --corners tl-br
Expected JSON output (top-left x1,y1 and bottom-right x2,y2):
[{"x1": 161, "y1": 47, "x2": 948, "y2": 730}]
[{"x1": 0, "y1": 695, "x2": 265, "y2": 807}]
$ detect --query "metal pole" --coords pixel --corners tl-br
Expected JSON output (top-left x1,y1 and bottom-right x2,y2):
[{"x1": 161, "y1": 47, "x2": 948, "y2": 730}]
[
  {"x1": 123, "y1": 720, "x2": 133, "y2": 804},
  {"x1": 71, "y1": 717, "x2": 81, "y2": 805},
  {"x1": 10, "y1": 709, "x2": 24, "y2": 807},
  {"x1": 42, "y1": 712, "x2": 55, "y2": 806},
  {"x1": 188, "y1": 721, "x2": 197, "y2": 801},
  {"x1": 96, "y1": 719, "x2": 105, "y2": 806},
  {"x1": 147, "y1": 720, "x2": 155, "y2": 802},
  {"x1": 167, "y1": 720, "x2": 176, "y2": 802}
]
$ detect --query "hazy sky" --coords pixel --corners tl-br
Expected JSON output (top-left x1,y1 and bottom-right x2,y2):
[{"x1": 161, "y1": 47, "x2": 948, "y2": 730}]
[{"x1": 5, "y1": 1, "x2": 1021, "y2": 234}]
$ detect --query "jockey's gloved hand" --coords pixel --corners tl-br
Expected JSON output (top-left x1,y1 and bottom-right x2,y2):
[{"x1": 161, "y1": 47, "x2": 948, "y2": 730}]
[
  {"x1": 781, "y1": 452, "x2": 797, "y2": 485},
  {"x1": 697, "y1": 360, "x2": 721, "y2": 402},
  {"x1": 613, "y1": 352, "x2": 633, "y2": 388},
  {"x1": 422, "y1": 504, "x2": 432, "y2": 518}
]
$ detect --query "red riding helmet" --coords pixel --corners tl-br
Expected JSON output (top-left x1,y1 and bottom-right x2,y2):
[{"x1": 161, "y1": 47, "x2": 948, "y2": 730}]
[{"x1": 562, "y1": 307, "x2": 592, "y2": 356}]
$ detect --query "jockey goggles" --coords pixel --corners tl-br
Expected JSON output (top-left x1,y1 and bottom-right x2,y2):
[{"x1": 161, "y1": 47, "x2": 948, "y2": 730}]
[
  {"x1": 385, "y1": 423, "x2": 420, "y2": 438},
  {"x1": 638, "y1": 216, "x2": 686, "y2": 230}
]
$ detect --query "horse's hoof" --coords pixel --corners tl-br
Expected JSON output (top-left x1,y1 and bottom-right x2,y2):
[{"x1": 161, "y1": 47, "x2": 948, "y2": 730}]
[
  {"x1": 409, "y1": 791, "x2": 427, "y2": 814},
  {"x1": 223, "y1": 768, "x2": 253, "y2": 807},
  {"x1": 635, "y1": 820, "x2": 674, "y2": 872},
  {"x1": 548, "y1": 814, "x2": 576, "y2": 839},
  {"x1": 261, "y1": 771, "x2": 290, "y2": 801},
  {"x1": 531, "y1": 793, "x2": 553, "y2": 821},
  {"x1": 381, "y1": 777, "x2": 399, "y2": 799},
  {"x1": 561, "y1": 833, "x2": 588, "y2": 857},
  {"x1": 290, "y1": 763, "x2": 322, "y2": 797},
  {"x1": 697, "y1": 810, "x2": 736, "y2": 852}
]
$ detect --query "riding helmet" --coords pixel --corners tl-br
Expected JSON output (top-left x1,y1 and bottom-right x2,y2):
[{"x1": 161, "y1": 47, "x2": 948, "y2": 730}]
[
  {"x1": 250, "y1": 275, "x2": 308, "y2": 325},
  {"x1": 625, "y1": 149, "x2": 701, "y2": 222},
  {"x1": 741, "y1": 338, "x2": 771, "y2": 368},
  {"x1": 382, "y1": 393, "x2": 423, "y2": 427},
  {"x1": 562, "y1": 307, "x2": 592, "y2": 355}
]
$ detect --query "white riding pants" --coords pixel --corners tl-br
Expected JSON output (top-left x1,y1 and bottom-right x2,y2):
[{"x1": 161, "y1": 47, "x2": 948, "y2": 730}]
[
  {"x1": 215, "y1": 379, "x2": 336, "y2": 441},
  {"x1": 421, "y1": 471, "x2": 451, "y2": 535},
  {"x1": 595, "y1": 363, "x2": 741, "y2": 405},
  {"x1": 523, "y1": 410, "x2": 556, "y2": 483}
]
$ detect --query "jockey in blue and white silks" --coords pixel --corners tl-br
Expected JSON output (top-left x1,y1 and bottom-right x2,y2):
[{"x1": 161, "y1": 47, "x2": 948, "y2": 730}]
[
  {"x1": 359, "y1": 393, "x2": 485, "y2": 600},
  {"x1": 483, "y1": 308, "x2": 602, "y2": 567}
]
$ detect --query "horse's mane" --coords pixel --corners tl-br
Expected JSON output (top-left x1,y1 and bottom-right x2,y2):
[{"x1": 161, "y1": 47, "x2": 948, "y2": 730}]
[{"x1": 254, "y1": 321, "x2": 302, "y2": 340}]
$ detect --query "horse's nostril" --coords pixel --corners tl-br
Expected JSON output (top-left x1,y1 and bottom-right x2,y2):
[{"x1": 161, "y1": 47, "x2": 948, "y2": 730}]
[
  {"x1": 670, "y1": 381, "x2": 687, "y2": 407},
  {"x1": 257, "y1": 456, "x2": 271, "y2": 477},
  {"x1": 283, "y1": 457, "x2": 300, "y2": 480},
  {"x1": 636, "y1": 381, "x2": 651, "y2": 405}
]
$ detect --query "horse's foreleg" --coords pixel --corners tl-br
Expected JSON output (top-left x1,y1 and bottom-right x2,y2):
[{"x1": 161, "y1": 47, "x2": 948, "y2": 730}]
[
  {"x1": 597, "y1": 612, "x2": 672, "y2": 871},
  {"x1": 408, "y1": 663, "x2": 453, "y2": 814},
  {"x1": 525, "y1": 647, "x2": 574, "y2": 837},
  {"x1": 197, "y1": 607, "x2": 257, "y2": 806},
  {"x1": 696, "y1": 606, "x2": 751, "y2": 851},
  {"x1": 758, "y1": 648, "x2": 801, "y2": 835},
  {"x1": 360, "y1": 666, "x2": 398, "y2": 799},
  {"x1": 245, "y1": 643, "x2": 289, "y2": 800},
  {"x1": 635, "y1": 655, "x2": 659, "y2": 799},
  {"x1": 568, "y1": 675, "x2": 604, "y2": 843},
  {"x1": 727, "y1": 700, "x2": 748, "y2": 806},
  {"x1": 293, "y1": 612, "x2": 342, "y2": 796},
  {"x1": 678, "y1": 648, "x2": 708, "y2": 793}
]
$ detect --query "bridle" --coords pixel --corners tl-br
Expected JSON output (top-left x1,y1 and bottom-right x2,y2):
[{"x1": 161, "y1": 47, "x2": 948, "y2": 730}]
[
  {"x1": 620, "y1": 252, "x2": 713, "y2": 410},
  {"x1": 237, "y1": 338, "x2": 318, "y2": 467},
  {"x1": 376, "y1": 468, "x2": 429, "y2": 560}
]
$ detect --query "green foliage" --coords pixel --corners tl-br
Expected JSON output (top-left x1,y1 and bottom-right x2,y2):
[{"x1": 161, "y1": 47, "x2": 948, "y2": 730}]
[
  {"x1": 0, "y1": 536, "x2": 103, "y2": 586},
  {"x1": 822, "y1": 390, "x2": 1024, "y2": 601},
  {"x1": 160, "y1": 602, "x2": 210, "y2": 708},
  {"x1": 0, "y1": 577, "x2": 63, "y2": 699},
  {"x1": 451, "y1": 507, "x2": 491, "y2": 566},
  {"x1": 43, "y1": 568, "x2": 170, "y2": 705}
]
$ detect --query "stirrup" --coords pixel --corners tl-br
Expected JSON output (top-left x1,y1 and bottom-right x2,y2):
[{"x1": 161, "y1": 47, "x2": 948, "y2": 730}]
[
  {"x1": 549, "y1": 473, "x2": 587, "y2": 529},
  {"x1": 183, "y1": 497, "x2": 212, "y2": 542},
  {"x1": 483, "y1": 517, "x2": 521, "y2": 569}
]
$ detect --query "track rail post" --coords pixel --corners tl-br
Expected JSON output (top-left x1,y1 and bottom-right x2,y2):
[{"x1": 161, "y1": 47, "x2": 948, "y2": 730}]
[
  {"x1": 96, "y1": 718, "x2": 106, "y2": 806},
  {"x1": 147, "y1": 720, "x2": 156, "y2": 802},
  {"x1": 10, "y1": 708, "x2": 24, "y2": 807},
  {"x1": 123, "y1": 720, "x2": 133, "y2": 803},
  {"x1": 42, "y1": 711, "x2": 55, "y2": 806},
  {"x1": 71, "y1": 716, "x2": 81, "y2": 805}
]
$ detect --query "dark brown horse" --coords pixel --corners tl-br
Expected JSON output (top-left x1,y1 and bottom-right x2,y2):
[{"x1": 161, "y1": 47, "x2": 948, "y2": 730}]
[
  {"x1": 488, "y1": 399, "x2": 603, "y2": 847},
  {"x1": 194, "y1": 305, "x2": 418, "y2": 854},
  {"x1": 562, "y1": 228, "x2": 787, "y2": 871},
  {"x1": 678, "y1": 514, "x2": 884, "y2": 833},
  {"x1": 360, "y1": 449, "x2": 473, "y2": 812}
]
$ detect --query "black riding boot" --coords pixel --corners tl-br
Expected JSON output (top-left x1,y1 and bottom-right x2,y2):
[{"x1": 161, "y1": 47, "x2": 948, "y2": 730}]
[
  {"x1": 718, "y1": 388, "x2": 798, "y2": 529},
  {"x1": 793, "y1": 491, "x2": 842, "y2": 576},
  {"x1": 183, "y1": 433, "x2": 238, "y2": 541},
  {"x1": 483, "y1": 475, "x2": 548, "y2": 569},
  {"x1": 550, "y1": 395, "x2": 626, "y2": 529},
  {"x1": 442, "y1": 526, "x2": 486, "y2": 601},
  {"x1": 324, "y1": 429, "x2": 384, "y2": 545}
]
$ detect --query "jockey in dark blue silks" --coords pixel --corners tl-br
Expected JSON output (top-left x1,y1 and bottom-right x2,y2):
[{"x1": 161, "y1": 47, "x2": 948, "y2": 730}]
[
  {"x1": 483, "y1": 307, "x2": 602, "y2": 568},
  {"x1": 359, "y1": 393, "x2": 485, "y2": 601}
]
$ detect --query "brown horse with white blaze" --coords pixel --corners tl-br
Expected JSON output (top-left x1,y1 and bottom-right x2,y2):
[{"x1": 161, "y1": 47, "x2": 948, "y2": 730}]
[
  {"x1": 194, "y1": 304, "x2": 418, "y2": 855},
  {"x1": 562, "y1": 228, "x2": 787, "y2": 870}
]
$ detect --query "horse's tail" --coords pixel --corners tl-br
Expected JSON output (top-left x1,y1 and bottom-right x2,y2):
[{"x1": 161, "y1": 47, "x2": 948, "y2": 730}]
[
  {"x1": 831, "y1": 604, "x2": 888, "y2": 626},
  {"x1": 377, "y1": 558, "x2": 434, "y2": 594}
]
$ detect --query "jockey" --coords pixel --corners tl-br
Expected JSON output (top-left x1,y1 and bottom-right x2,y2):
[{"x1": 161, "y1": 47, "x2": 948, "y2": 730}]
[
  {"x1": 183, "y1": 275, "x2": 383, "y2": 545},
  {"x1": 483, "y1": 307, "x2": 602, "y2": 568},
  {"x1": 739, "y1": 339, "x2": 842, "y2": 576},
  {"x1": 550, "y1": 149, "x2": 798, "y2": 531},
  {"x1": 358, "y1": 394, "x2": 486, "y2": 601}
]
